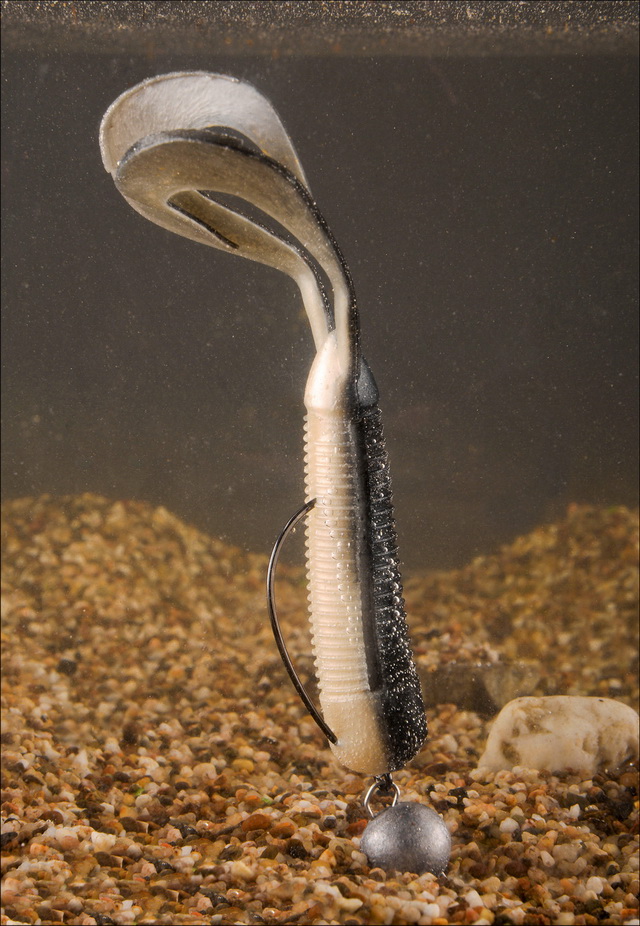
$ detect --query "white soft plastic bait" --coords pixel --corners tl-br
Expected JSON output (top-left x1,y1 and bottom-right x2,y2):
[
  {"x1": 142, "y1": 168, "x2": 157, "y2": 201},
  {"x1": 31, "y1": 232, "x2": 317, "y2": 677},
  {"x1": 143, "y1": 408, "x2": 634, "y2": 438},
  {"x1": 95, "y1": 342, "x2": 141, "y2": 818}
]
[{"x1": 101, "y1": 74, "x2": 450, "y2": 874}]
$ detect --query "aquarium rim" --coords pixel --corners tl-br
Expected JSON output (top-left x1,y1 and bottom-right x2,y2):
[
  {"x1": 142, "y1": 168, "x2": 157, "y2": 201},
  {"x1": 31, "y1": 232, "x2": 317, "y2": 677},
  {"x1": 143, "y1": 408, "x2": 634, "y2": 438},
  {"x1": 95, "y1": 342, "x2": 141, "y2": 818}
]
[{"x1": 1, "y1": 0, "x2": 638, "y2": 58}]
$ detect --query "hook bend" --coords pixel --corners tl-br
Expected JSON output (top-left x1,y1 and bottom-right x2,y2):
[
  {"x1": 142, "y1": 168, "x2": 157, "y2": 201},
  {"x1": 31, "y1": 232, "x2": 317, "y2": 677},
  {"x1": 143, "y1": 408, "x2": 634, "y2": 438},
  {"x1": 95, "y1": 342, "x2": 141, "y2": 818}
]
[{"x1": 266, "y1": 498, "x2": 338, "y2": 745}]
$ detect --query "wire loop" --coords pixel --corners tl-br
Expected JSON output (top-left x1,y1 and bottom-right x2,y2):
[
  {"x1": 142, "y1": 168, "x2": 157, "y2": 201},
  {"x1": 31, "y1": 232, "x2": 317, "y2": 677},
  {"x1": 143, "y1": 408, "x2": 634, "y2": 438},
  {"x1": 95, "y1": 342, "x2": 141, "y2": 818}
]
[{"x1": 363, "y1": 774, "x2": 400, "y2": 818}]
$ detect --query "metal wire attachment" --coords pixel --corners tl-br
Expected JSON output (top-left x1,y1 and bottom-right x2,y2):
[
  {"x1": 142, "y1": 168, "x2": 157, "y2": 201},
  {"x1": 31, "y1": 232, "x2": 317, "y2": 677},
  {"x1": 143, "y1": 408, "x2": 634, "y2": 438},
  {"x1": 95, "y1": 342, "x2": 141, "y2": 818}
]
[
  {"x1": 266, "y1": 499, "x2": 338, "y2": 745},
  {"x1": 363, "y1": 774, "x2": 400, "y2": 818}
]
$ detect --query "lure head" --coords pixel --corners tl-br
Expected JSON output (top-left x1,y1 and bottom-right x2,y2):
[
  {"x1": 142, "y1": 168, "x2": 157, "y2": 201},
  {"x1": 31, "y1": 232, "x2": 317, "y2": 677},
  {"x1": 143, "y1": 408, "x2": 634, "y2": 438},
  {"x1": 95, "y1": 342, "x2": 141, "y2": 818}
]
[
  {"x1": 304, "y1": 332, "x2": 379, "y2": 415},
  {"x1": 304, "y1": 332, "x2": 349, "y2": 414}
]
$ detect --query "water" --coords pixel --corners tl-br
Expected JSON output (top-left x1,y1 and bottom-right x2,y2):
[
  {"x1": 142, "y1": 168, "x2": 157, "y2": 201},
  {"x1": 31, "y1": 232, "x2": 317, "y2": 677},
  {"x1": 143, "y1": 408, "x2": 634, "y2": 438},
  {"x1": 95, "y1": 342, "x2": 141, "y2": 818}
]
[{"x1": 2, "y1": 21, "x2": 638, "y2": 571}]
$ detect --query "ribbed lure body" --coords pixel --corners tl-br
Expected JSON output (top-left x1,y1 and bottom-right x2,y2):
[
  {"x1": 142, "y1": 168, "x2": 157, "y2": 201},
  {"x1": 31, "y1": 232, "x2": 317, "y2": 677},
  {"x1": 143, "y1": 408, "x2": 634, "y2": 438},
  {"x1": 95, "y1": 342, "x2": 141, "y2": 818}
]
[
  {"x1": 100, "y1": 72, "x2": 426, "y2": 776},
  {"x1": 304, "y1": 336, "x2": 426, "y2": 774}
]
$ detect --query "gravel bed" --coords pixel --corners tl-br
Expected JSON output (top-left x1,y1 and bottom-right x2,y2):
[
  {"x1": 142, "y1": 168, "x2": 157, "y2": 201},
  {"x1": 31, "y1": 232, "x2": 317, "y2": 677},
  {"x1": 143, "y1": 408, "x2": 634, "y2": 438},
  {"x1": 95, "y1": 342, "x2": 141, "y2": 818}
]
[{"x1": 1, "y1": 494, "x2": 638, "y2": 926}]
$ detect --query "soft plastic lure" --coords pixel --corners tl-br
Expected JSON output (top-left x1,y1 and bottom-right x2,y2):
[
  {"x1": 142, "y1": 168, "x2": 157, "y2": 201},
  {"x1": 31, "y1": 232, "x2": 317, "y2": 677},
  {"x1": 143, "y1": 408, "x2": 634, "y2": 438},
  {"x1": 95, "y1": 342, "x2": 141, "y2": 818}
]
[{"x1": 101, "y1": 73, "x2": 450, "y2": 874}]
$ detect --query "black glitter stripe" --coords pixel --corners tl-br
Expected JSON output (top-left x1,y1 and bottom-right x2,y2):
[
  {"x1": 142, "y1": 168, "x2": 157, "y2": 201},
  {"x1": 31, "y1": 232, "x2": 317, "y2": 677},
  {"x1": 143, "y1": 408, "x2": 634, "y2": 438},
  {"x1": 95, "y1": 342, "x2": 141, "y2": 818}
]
[{"x1": 359, "y1": 403, "x2": 428, "y2": 771}]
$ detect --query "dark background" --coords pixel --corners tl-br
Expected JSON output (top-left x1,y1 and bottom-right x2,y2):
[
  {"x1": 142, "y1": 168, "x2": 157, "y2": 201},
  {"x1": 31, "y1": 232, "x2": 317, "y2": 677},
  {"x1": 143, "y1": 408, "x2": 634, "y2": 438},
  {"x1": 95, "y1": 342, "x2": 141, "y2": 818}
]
[{"x1": 2, "y1": 10, "x2": 638, "y2": 570}]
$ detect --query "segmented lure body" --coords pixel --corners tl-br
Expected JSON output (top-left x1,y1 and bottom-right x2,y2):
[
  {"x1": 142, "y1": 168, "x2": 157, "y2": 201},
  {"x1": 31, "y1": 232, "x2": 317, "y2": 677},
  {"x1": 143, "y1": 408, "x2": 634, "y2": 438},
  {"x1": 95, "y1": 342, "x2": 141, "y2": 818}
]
[
  {"x1": 304, "y1": 336, "x2": 425, "y2": 774},
  {"x1": 101, "y1": 72, "x2": 426, "y2": 776}
]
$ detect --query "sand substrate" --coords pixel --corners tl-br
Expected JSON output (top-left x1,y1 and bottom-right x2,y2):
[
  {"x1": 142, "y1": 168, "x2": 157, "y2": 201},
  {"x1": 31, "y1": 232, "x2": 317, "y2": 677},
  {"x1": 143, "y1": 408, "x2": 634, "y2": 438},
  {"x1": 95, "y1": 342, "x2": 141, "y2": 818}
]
[{"x1": 1, "y1": 495, "x2": 638, "y2": 926}]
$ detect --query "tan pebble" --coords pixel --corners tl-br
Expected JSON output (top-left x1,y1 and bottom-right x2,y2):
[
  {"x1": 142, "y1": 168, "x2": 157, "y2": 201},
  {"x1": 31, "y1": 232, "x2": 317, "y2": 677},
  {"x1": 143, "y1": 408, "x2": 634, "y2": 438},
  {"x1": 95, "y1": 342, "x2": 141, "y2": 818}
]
[
  {"x1": 90, "y1": 831, "x2": 117, "y2": 851},
  {"x1": 58, "y1": 832, "x2": 80, "y2": 851},
  {"x1": 258, "y1": 854, "x2": 282, "y2": 868},
  {"x1": 29, "y1": 842, "x2": 50, "y2": 856},
  {"x1": 1, "y1": 876, "x2": 25, "y2": 904},
  {"x1": 475, "y1": 909, "x2": 495, "y2": 924},
  {"x1": 481, "y1": 877, "x2": 502, "y2": 893},
  {"x1": 538, "y1": 830, "x2": 558, "y2": 850},
  {"x1": 192, "y1": 892, "x2": 214, "y2": 912},
  {"x1": 230, "y1": 859, "x2": 255, "y2": 880},
  {"x1": 270, "y1": 819, "x2": 296, "y2": 837},
  {"x1": 619, "y1": 770, "x2": 639, "y2": 788},
  {"x1": 464, "y1": 889, "x2": 483, "y2": 909},
  {"x1": 559, "y1": 877, "x2": 576, "y2": 893},
  {"x1": 554, "y1": 844, "x2": 579, "y2": 864},
  {"x1": 1, "y1": 801, "x2": 20, "y2": 815},
  {"x1": 316, "y1": 849, "x2": 337, "y2": 868},
  {"x1": 119, "y1": 805, "x2": 137, "y2": 818},
  {"x1": 195, "y1": 820, "x2": 219, "y2": 836},
  {"x1": 586, "y1": 876, "x2": 604, "y2": 895},
  {"x1": 346, "y1": 818, "x2": 367, "y2": 836},
  {"x1": 241, "y1": 812, "x2": 272, "y2": 832},
  {"x1": 232, "y1": 758, "x2": 255, "y2": 773},
  {"x1": 74, "y1": 856, "x2": 98, "y2": 879},
  {"x1": 311, "y1": 848, "x2": 336, "y2": 870},
  {"x1": 0, "y1": 854, "x2": 19, "y2": 873},
  {"x1": 499, "y1": 817, "x2": 519, "y2": 834},
  {"x1": 227, "y1": 888, "x2": 249, "y2": 902},
  {"x1": 242, "y1": 791, "x2": 263, "y2": 806},
  {"x1": 223, "y1": 906, "x2": 246, "y2": 921}
]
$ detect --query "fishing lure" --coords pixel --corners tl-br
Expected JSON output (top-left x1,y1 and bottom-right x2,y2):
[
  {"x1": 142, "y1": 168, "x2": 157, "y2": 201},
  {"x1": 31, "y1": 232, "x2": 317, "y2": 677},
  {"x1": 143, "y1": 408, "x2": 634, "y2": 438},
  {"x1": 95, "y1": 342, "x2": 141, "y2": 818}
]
[{"x1": 100, "y1": 72, "x2": 450, "y2": 874}]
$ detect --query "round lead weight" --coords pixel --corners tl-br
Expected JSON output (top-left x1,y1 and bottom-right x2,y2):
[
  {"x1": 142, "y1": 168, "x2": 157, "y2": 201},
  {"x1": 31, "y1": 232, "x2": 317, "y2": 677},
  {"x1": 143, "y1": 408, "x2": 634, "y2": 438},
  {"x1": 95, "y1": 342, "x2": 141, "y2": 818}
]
[{"x1": 360, "y1": 802, "x2": 451, "y2": 875}]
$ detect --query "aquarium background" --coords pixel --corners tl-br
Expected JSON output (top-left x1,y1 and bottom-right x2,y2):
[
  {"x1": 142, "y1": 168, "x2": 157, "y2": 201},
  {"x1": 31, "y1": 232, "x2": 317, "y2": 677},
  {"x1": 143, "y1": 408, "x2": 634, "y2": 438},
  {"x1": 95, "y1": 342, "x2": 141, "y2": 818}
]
[{"x1": 2, "y1": 3, "x2": 638, "y2": 570}]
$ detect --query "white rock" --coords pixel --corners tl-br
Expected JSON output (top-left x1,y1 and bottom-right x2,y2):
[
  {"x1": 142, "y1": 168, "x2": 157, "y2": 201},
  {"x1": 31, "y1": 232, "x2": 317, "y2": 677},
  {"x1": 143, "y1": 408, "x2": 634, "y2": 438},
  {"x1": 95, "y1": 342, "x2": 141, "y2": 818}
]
[
  {"x1": 464, "y1": 889, "x2": 483, "y2": 910},
  {"x1": 90, "y1": 830, "x2": 117, "y2": 851},
  {"x1": 586, "y1": 876, "x2": 604, "y2": 895},
  {"x1": 476, "y1": 696, "x2": 639, "y2": 775}
]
